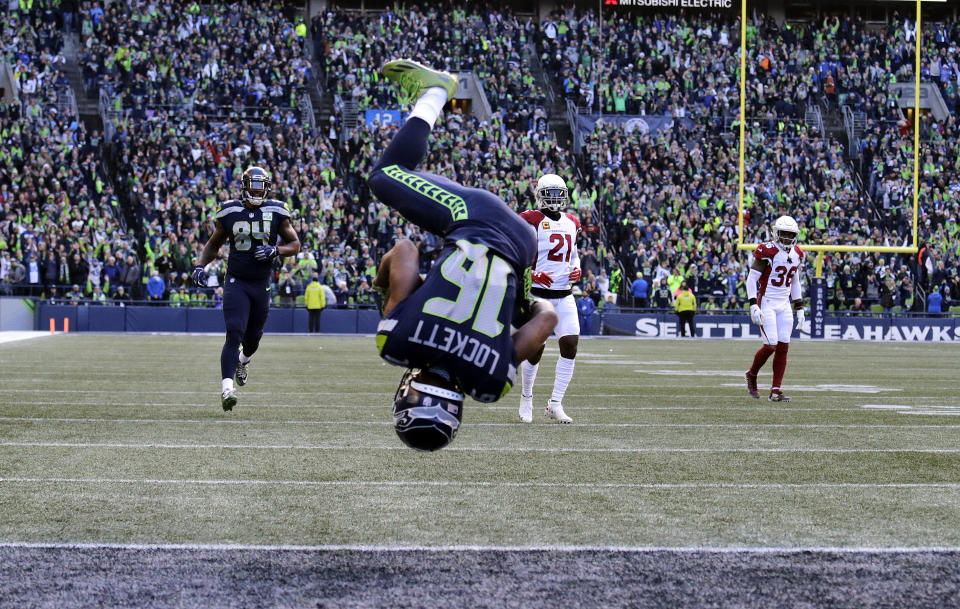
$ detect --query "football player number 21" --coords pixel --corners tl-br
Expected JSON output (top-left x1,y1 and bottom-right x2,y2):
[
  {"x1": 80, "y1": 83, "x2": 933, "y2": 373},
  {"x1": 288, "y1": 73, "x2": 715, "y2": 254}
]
[
  {"x1": 547, "y1": 233, "x2": 573, "y2": 262},
  {"x1": 770, "y1": 265, "x2": 797, "y2": 287},
  {"x1": 423, "y1": 239, "x2": 511, "y2": 338}
]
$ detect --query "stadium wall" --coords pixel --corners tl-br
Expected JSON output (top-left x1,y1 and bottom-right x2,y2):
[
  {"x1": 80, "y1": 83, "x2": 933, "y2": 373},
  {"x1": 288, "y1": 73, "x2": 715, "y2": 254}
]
[
  {"x1": 0, "y1": 297, "x2": 34, "y2": 331},
  {"x1": 602, "y1": 313, "x2": 960, "y2": 342},
  {"x1": 36, "y1": 304, "x2": 381, "y2": 334},
  {"x1": 31, "y1": 304, "x2": 960, "y2": 342}
]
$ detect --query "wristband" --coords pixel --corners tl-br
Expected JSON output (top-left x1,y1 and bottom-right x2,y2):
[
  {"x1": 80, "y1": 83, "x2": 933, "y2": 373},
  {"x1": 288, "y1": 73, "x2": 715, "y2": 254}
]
[{"x1": 748, "y1": 298, "x2": 757, "y2": 306}]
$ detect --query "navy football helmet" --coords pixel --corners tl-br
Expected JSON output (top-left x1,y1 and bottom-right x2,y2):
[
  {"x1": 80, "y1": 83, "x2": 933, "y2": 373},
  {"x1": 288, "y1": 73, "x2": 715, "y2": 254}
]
[
  {"x1": 393, "y1": 368, "x2": 463, "y2": 452},
  {"x1": 241, "y1": 166, "x2": 271, "y2": 205}
]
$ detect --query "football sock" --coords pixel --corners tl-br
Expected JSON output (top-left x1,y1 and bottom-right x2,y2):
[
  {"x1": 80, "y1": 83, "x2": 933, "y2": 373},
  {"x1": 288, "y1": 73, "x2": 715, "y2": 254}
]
[
  {"x1": 749, "y1": 344, "x2": 776, "y2": 375},
  {"x1": 771, "y1": 342, "x2": 789, "y2": 390},
  {"x1": 552, "y1": 356, "x2": 576, "y2": 403},
  {"x1": 409, "y1": 86, "x2": 448, "y2": 129},
  {"x1": 520, "y1": 361, "x2": 539, "y2": 398},
  {"x1": 221, "y1": 330, "x2": 242, "y2": 379},
  {"x1": 239, "y1": 351, "x2": 251, "y2": 365},
  {"x1": 222, "y1": 378, "x2": 234, "y2": 392}
]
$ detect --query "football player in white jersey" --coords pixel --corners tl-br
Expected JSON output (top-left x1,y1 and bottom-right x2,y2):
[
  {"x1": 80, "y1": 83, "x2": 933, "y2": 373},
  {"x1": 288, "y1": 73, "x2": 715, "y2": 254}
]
[
  {"x1": 516, "y1": 174, "x2": 582, "y2": 423},
  {"x1": 744, "y1": 215, "x2": 806, "y2": 402}
]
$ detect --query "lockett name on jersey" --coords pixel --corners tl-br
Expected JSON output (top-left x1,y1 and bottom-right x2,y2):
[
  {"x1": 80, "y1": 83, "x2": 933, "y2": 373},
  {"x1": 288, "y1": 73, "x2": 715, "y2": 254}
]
[{"x1": 407, "y1": 319, "x2": 503, "y2": 376}]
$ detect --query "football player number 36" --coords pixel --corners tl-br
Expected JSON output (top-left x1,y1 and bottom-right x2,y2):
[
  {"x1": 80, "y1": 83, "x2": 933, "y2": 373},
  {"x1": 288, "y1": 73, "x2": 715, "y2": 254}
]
[
  {"x1": 770, "y1": 265, "x2": 797, "y2": 287},
  {"x1": 547, "y1": 233, "x2": 573, "y2": 262},
  {"x1": 424, "y1": 240, "x2": 511, "y2": 338},
  {"x1": 233, "y1": 220, "x2": 271, "y2": 251}
]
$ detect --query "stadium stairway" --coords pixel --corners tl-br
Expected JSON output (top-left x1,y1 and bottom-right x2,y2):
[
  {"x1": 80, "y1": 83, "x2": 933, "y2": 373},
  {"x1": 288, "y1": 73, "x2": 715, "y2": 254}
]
[
  {"x1": 61, "y1": 33, "x2": 102, "y2": 131},
  {"x1": 525, "y1": 43, "x2": 574, "y2": 152},
  {"x1": 307, "y1": 34, "x2": 334, "y2": 125}
]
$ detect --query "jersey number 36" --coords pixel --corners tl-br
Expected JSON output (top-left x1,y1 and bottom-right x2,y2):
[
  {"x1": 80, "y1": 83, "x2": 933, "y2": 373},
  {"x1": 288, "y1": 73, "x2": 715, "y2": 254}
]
[{"x1": 770, "y1": 265, "x2": 797, "y2": 287}]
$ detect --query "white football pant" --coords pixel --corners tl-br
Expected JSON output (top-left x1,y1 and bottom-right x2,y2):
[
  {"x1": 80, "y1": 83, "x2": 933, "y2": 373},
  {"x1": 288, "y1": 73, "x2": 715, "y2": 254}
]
[{"x1": 760, "y1": 299, "x2": 794, "y2": 345}]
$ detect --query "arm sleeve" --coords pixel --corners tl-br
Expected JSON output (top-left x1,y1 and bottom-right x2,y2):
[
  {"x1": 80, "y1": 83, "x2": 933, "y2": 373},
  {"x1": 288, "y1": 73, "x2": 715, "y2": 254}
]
[
  {"x1": 746, "y1": 268, "x2": 761, "y2": 300},
  {"x1": 791, "y1": 266, "x2": 803, "y2": 302}
]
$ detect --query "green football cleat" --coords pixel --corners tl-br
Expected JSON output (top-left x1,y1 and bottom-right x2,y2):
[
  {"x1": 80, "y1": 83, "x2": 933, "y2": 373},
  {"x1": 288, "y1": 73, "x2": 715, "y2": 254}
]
[
  {"x1": 221, "y1": 388, "x2": 237, "y2": 412},
  {"x1": 381, "y1": 59, "x2": 458, "y2": 104},
  {"x1": 235, "y1": 361, "x2": 248, "y2": 386}
]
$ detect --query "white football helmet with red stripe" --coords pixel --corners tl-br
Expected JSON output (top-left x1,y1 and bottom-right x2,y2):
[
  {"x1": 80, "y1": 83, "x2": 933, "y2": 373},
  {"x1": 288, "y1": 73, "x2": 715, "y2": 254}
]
[
  {"x1": 535, "y1": 174, "x2": 568, "y2": 213},
  {"x1": 772, "y1": 215, "x2": 799, "y2": 251}
]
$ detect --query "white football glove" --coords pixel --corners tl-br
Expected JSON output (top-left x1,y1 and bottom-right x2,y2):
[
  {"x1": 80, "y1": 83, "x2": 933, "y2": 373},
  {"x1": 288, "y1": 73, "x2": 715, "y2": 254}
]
[
  {"x1": 749, "y1": 304, "x2": 764, "y2": 326},
  {"x1": 795, "y1": 308, "x2": 805, "y2": 329}
]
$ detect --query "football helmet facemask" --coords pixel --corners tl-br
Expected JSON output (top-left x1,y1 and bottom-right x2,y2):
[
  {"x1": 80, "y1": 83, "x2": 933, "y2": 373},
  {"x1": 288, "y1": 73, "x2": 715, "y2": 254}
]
[
  {"x1": 241, "y1": 166, "x2": 271, "y2": 206},
  {"x1": 535, "y1": 173, "x2": 568, "y2": 213},
  {"x1": 772, "y1": 215, "x2": 800, "y2": 251},
  {"x1": 393, "y1": 368, "x2": 463, "y2": 452}
]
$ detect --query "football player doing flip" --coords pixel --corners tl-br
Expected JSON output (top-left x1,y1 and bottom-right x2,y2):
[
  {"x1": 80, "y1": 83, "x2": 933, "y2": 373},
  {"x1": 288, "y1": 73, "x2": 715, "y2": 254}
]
[
  {"x1": 517, "y1": 174, "x2": 582, "y2": 424},
  {"x1": 193, "y1": 167, "x2": 301, "y2": 411},
  {"x1": 744, "y1": 215, "x2": 805, "y2": 402},
  {"x1": 369, "y1": 59, "x2": 558, "y2": 452}
]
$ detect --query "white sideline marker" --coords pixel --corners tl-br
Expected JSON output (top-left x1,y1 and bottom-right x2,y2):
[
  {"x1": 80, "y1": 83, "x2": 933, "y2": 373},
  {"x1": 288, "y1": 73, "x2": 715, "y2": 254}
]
[{"x1": 0, "y1": 331, "x2": 53, "y2": 345}]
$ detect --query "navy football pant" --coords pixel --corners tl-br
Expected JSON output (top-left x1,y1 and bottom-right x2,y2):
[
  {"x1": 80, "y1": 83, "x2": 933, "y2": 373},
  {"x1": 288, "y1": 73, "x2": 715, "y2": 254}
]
[
  {"x1": 368, "y1": 117, "x2": 470, "y2": 236},
  {"x1": 221, "y1": 276, "x2": 270, "y2": 380}
]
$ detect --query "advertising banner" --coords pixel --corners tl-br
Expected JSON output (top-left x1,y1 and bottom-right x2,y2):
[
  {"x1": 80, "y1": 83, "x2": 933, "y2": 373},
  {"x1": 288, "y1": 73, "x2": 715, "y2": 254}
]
[{"x1": 364, "y1": 110, "x2": 402, "y2": 127}]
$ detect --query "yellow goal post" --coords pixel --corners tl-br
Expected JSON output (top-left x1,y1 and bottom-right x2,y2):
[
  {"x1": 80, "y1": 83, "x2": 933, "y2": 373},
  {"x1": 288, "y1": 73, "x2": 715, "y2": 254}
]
[{"x1": 735, "y1": 0, "x2": 922, "y2": 277}]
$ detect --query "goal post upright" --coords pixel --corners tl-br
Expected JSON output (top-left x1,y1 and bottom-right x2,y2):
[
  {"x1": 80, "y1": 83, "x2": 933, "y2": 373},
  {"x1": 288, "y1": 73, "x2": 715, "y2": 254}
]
[
  {"x1": 736, "y1": 0, "x2": 747, "y2": 246},
  {"x1": 735, "y1": 0, "x2": 922, "y2": 276}
]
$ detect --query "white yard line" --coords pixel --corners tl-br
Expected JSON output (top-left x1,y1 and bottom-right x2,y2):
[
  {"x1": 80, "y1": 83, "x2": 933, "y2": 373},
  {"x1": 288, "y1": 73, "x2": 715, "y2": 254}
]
[
  {"x1": 0, "y1": 402, "x2": 875, "y2": 412},
  {"x1": 0, "y1": 541, "x2": 958, "y2": 553},
  {"x1": 1, "y1": 417, "x2": 958, "y2": 429},
  {"x1": 2, "y1": 477, "x2": 960, "y2": 490},
  {"x1": 3, "y1": 441, "x2": 960, "y2": 453}
]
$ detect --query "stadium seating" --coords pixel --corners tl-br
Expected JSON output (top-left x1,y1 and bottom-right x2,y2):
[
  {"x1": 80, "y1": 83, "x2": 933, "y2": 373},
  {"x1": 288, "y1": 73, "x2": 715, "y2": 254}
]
[{"x1": 2, "y1": 2, "x2": 958, "y2": 316}]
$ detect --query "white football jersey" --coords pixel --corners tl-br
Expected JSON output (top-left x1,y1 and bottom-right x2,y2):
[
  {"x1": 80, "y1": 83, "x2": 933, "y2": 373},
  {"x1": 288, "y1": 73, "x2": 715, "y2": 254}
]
[
  {"x1": 520, "y1": 210, "x2": 581, "y2": 291},
  {"x1": 754, "y1": 242, "x2": 805, "y2": 306}
]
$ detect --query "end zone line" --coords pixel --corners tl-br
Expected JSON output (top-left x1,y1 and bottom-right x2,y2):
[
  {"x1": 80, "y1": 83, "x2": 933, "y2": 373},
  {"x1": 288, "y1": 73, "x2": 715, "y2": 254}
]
[{"x1": 0, "y1": 541, "x2": 958, "y2": 553}]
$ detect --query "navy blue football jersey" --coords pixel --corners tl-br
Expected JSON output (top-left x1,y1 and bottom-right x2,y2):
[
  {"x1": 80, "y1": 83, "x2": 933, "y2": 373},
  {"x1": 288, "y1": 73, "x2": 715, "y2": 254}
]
[
  {"x1": 370, "y1": 164, "x2": 538, "y2": 402},
  {"x1": 377, "y1": 238, "x2": 526, "y2": 404},
  {"x1": 215, "y1": 198, "x2": 290, "y2": 283}
]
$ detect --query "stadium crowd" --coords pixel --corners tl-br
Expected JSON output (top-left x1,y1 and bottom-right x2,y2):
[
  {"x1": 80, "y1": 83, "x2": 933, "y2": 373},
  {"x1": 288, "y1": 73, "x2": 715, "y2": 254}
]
[
  {"x1": 540, "y1": 7, "x2": 960, "y2": 312},
  {"x1": 316, "y1": 5, "x2": 546, "y2": 118},
  {"x1": 78, "y1": 0, "x2": 312, "y2": 122},
  {"x1": 2, "y1": 1, "x2": 959, "y2": 316},
  {"x1": 1, "y1": 1, "x2": 129, "y2": 302}
]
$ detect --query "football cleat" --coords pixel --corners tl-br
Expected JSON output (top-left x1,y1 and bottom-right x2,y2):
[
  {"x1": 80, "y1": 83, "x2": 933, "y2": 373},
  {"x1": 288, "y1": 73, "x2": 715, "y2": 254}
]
[
  {"x1": 545, "y1": 399, "x2": 572, "y2": 424},
  {"x1": 236, "y1": 361, "x2": 248, "y2": 386},
  {"x1": 768, "y1": 390, "x2": 792, "y2": 403},
  {"x1": 745, "y1": 372, "x2": 759, "y2": 399},
  {"x1": 381, "y1": 59, "x2": 458, "y2": 104},
  {"x1": 519, "y1": 394, "x2": 533, "y2": 423},
  {"x1": 221, "y1": 388, "x2": 237, "y2": 412}
]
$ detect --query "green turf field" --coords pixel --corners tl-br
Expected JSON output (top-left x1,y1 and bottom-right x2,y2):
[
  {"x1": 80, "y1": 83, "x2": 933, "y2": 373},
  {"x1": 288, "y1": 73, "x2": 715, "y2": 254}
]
[{"x1": 2, "y1": 334, "x2": 960, "y2": 548}]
